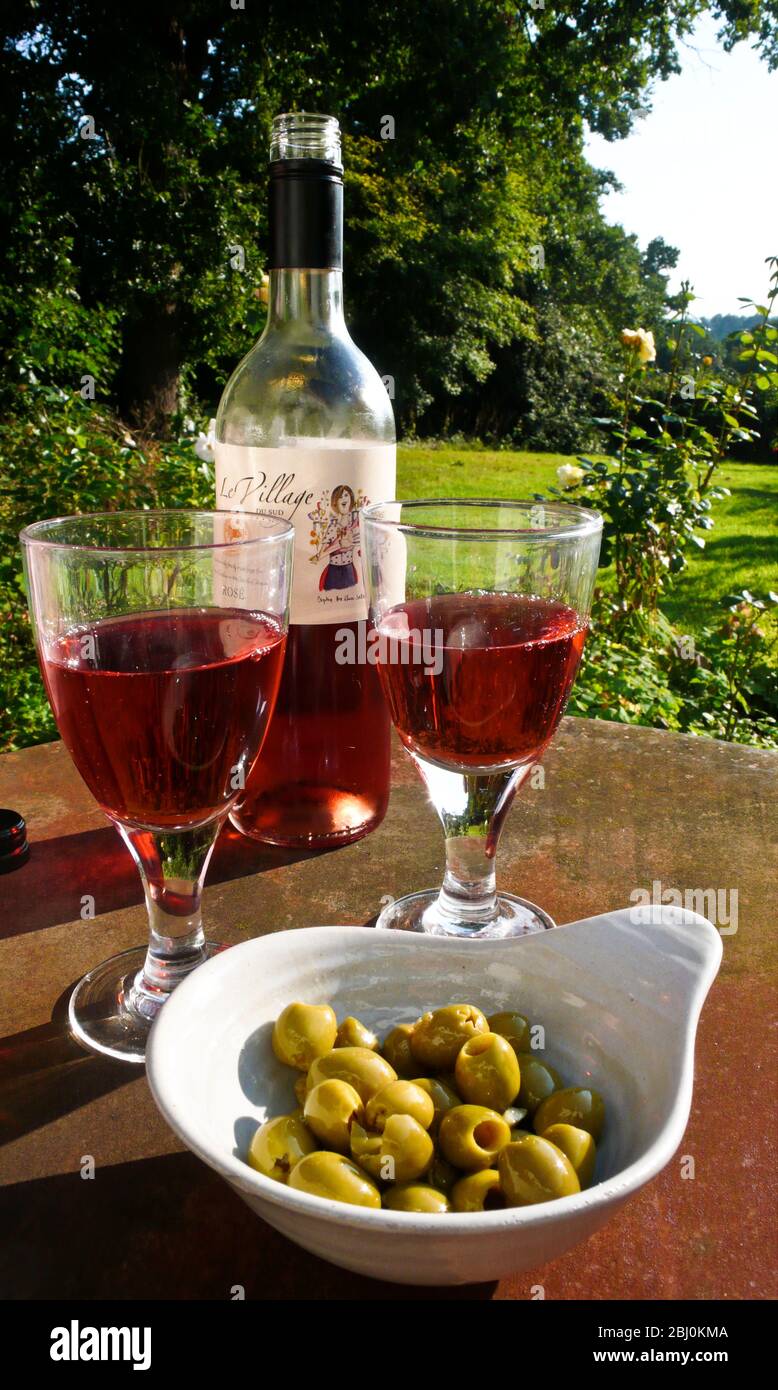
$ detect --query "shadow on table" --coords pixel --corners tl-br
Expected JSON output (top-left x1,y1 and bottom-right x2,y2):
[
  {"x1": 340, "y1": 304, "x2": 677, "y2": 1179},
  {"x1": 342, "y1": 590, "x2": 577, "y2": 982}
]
[
  {"x1": 0, "y1": 1149, "x2": 497, "y2": 1301},
  {"x1": 0, "y1": 991, "x2": 136, "y2": 1146},
  {"x1": 0, "y1": 822, "x2": 328, "y2": 942}
]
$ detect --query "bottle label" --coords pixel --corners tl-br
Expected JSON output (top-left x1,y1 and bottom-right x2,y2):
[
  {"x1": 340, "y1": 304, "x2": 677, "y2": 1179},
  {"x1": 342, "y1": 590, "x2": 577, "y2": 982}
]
[{"x1": 214, "y1": 441, "x2": 396, "y2": 624}]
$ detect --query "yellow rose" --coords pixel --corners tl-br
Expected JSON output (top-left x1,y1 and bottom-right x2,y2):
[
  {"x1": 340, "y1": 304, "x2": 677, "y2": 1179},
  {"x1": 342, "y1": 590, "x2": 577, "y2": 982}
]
[
  {"x1": 557, "y1": 463, "x2": 585, "y2": 489},
  {"x1": 636, "y1": 329, "x2": 656, "y2": 363},
  {"x1": 621, "y1": 328, "x2": 656, "y2": 363},
  {"x1": 702, "y1": 355, "x2": 713, "y2": 366}
]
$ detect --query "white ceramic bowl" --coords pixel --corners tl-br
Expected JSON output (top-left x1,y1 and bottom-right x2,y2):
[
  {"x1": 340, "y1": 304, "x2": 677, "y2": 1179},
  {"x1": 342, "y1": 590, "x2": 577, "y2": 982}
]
[{"x1": 147, "y1": 906, "x2": 721, "y2": 1286}]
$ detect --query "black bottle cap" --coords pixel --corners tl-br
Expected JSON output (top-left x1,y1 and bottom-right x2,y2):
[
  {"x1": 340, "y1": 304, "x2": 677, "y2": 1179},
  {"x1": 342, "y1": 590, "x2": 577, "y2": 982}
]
[
  {"x1": 0, "y1": 809, "x2": 30, "y2": 873},
  {"x1": 268, "y1": 157, "x2": 344, "y2": 271}
]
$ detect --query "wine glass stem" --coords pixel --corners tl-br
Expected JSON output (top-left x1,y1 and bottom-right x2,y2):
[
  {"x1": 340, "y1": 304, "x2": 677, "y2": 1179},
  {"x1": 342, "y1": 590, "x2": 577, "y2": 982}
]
[
  {"x1": 118, "y1": 821, "x2": 219, "y2": 1015},
  {"x1": 413, "y1": 756, "x2": 525, "y2": 931},
  {"x1": 438, "y1": 831, "x2": 498, "y2": 926}
]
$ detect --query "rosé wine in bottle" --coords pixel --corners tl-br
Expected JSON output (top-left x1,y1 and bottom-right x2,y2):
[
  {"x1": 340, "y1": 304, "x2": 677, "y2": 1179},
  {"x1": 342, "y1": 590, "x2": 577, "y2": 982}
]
[{"x1": 214, "y1": 113, "x2": 395, "y2": 848}]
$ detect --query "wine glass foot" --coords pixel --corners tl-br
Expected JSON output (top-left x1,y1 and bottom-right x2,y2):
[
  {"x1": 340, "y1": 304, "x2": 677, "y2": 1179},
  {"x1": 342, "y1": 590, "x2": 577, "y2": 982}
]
[
  {"x1": 68, "y1": 942, "x2": 222, "y2": 1064},
  {"x1": 375, "y1": 889, "x2": 555, "y2": 939}
]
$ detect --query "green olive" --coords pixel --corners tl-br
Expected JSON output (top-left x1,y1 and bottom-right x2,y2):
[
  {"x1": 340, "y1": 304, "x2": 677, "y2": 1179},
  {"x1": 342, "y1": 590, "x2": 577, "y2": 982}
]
[
  {"x1": 350, "y1": 1114, "x2": 434, "y2": 1184},
  {"x1": 382, "y1": 1183, "x2": 451, "y2": 1214},
  {"x1": 503, "y1": 1106, "x2": 529, "y2": 1128},
  {"x1": 288, "y1": 1151, "x2": 382, "y2": 1208},
  {"x1": 381, "y1": 1114, "x2": 434, "y2": 1183},
  {"x1": 454, "y1": 1032, "x2": 521, "y2": 1111},
  {"x1": 410, "y1": 1004, "x2": 489, "y2": 1071},
  {"x1": 382, "y1": 1024, "x2": 418, "y2": 1077},
  {"x1": 488, "y1": 1011, "x2": 531, "y2": 1057},
  {"x1": 438, "y1": 1105, "x2": 512, "y2": 1171},
  {"x1": 350, "y1": 1120, "x2": 381, "y2": 1173},
  {"x1": 335, "y1": 1016, "x2": 379, "y2": 1051},
  {"x1": 424, "y1": 1153, "x2": 459, "y2": 1195},
  {"x1": 412, "y1": 1077, "x2": 462, "y2": 1130},
  {"x1": 306, "y1": 1046, "x2": 397, "y2": 1103},
  {"x1": 534, "y1": 1087, "x2": 605, "y2": 1141},
  {"x1": 541, "y1": 1123, "x2": 597, "y2": 1188},
  {"x1": 365, "y1": 1080, "x2": 435, "y2": 1132},
  {"x1": 498, "y1": 1135, "x2": 581, "y2": 1206},
  {"x1": 293, "y1": 1074, "x2": 309, "y2": 1107},
  {"x1": 515, "y1": 1053, "x2": 563, "y2": 1114},
  {"x1": 247, "y1": 1113, "x2": 317, "y2": 1183},
  {"x1": 451, "y1": 1169, "x2": 506, "y2": 1213},
  {"x1": 272, "y1": 1002, "x2": 337, "y2": 1070},
  {"x1": 303, "y1": 1079, "x2": 364, "y2": 1153}
]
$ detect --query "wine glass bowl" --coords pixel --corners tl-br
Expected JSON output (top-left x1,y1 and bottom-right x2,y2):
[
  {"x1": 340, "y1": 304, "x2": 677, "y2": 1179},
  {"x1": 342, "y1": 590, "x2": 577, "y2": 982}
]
[
  {"x1": 361, "y1": 500, "x2": 602, "y2": 938},
  {"x1": 21, "y1": 510, "x2": 293, "y2": 1061}
]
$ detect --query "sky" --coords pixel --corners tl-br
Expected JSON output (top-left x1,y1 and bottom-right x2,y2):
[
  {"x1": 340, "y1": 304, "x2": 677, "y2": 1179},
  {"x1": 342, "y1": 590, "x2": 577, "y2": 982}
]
[{"x1": 584, "y1": 12, "x2": 778, "y2": 319}]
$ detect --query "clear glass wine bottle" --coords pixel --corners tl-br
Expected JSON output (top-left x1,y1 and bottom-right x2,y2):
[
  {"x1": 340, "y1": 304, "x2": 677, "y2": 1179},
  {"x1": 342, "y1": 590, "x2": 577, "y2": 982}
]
[{"x1": 215, "y1": 113, "x2": 396, "y2": 848}]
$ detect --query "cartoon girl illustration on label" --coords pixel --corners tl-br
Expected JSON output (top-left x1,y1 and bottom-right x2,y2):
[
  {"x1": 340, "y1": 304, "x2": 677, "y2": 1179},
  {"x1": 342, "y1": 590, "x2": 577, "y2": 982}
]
[{"x1": 310, "y1": 483, "x2": 362, "y2": 592}]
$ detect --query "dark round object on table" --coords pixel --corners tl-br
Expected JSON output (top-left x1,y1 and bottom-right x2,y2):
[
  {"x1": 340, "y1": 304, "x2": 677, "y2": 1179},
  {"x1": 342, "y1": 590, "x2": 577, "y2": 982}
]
[{"x1": 0, "y1": 809, "x2": 29, "y2": 873}]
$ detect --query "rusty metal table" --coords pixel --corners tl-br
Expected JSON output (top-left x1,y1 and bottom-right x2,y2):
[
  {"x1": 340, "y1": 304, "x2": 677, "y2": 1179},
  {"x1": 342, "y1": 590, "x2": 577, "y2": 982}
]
[{"x1": 0, "y1": 719, "x2": 775, "y2": 1300}]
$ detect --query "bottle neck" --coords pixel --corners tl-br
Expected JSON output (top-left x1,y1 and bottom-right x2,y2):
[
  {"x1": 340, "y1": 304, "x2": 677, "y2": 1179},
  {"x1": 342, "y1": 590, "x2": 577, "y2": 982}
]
[{"x1": 266, "y1": 268, "x2": 347, "y2": 333}]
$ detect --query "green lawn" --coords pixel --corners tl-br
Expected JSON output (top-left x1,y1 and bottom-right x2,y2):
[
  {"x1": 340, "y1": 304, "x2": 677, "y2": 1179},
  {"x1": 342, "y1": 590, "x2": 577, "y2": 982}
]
[
  {"x1": 397, "y1": 444, "x2": 778, "y2": 635},
  {"x1": 660, "y1": 464, "x2": 778, "y2": 632},
  {"x1": 397, "y1": 443, "x2": 565, "y2": 502}
]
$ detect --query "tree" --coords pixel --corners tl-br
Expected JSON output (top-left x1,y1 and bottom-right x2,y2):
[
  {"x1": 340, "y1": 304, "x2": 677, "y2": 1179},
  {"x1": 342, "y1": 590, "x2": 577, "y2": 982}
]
[{"x1": 1, "y1": 1, "x2": 773, "y2": 433}]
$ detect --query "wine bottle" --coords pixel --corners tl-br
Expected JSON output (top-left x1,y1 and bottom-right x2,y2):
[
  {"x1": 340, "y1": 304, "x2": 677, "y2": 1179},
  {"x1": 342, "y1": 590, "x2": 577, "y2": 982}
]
[{"x1": 214, "y1": 112, "x2": 396, "y2": 848}]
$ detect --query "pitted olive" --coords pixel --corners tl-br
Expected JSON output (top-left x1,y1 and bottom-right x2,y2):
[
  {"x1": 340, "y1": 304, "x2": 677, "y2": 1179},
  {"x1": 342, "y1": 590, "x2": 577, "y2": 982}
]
[
  {"x1": 306, "y1": 1046, "x2": 397, "y2": 1103},
  {"x1": 272, "y1": 1002, "x2": 337, "y2": 1070},
  {"x1": 247, "y1": 1113, "x2": 317, "y2": 1183},
  {"x1": 335, "y1": 1016, "x2": 379, "y2": 1050},
  {"x1": 288, "y1": 1151, "x2": 381, "y2": 1208},
  {"x1": 410, "y1": 1004, "x2": 489, "y2": 1070}
]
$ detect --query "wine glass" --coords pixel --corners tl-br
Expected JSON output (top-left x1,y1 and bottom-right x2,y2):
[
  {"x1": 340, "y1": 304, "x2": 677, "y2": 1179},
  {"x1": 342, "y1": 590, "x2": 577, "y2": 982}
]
[
  {"x1": 361, "y1": 499, "x2": 602, "y2": 938},
  {"x1": 21, "y1": 510, "x2": 293, "y2": 1061}
]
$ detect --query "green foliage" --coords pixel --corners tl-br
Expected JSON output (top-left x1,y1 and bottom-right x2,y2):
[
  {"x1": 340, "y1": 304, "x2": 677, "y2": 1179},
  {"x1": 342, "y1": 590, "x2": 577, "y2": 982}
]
[
  {"x1": 1, "y1": 418, "x2": 775, "y2": 751},
  {"x1": 568, "y1": 619, "x2": 688, "y2": 729},
  {"x1": 1, "y1": 2, "x2": 776, "y2": 754},
  {"x1": 3, "y1": 1, "x2": 771, "y2": 438},
  {"x1": 553, "y1": 261, "x2": 778, "y2": 614},
  {"x1": 515, "y1": 236, "x2": 681, "y2": 453},
  {"x1": 713, "y1": 0, "x2": 778, "y2": 68},
  {"x1": 404, "y1": 438, "x2": 778, "y2": 750},
  {"x1": 569, "y1": 597, "x2": 778, "y2": 748},
  {"x1": 506, "y1": 302, "x2": 613, "y2": 453},
  {"x1": 0, "y1": 381, "x2": 212, "y2": 751},
  {"x1": 346, "y1": 134, "x2": 539, "y2": 425}
]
